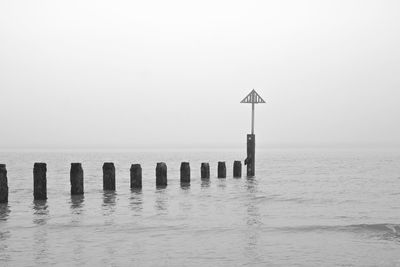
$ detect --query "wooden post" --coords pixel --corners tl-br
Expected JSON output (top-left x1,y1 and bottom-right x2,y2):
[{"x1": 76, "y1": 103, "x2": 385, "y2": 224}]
[
  {"x1": 201, "y1": 163, "x2": 210, "y2": 179},
  {"x1": 156, "y1": 162, "x2": 167, "y2": 187},
  {"x1": 33, "y1": 163, "x2": 47, "y2": 200},
  {"x1": 180, "y1": 162, "x2": 190, "y2": 184},
  {"x1": 103, "y1": 162, "x2": 115, "y2": 191},
  {"x1": 233, "y1": 161, "x2": 242, "y2": 178},
  {"x1": 70, "y1": 163, "x2": 84, "y2": 195},
  {"x1": 217, "y1": 162, "x2": 226, "y2": 178},
  {"x1": 130, "y1": 164, "x2": 142, "y2": 189},
  {"x1": 246, "y1": 134, "x2": 255, "y2": 177},
  {"x1": 0, "y1": 164, "x2": 8, "y2": 203}
]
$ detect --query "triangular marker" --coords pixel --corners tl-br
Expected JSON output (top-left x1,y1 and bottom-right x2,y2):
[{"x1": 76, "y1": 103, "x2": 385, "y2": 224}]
[{"x1": 240, "y1": 89, "x2": 266, "y2": 104}]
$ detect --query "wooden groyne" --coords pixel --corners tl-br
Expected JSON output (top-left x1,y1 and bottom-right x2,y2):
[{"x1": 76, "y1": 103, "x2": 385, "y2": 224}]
[
  {"x1": 180, "y1": 162, "x2": 190, "y2": 184},
  {"x1": 201, "y1": 163, "x2": 210, "y2": 179},
  {"x1": 0, "y1": 164, "x2": 8, "y2": 203},
  {"x1": 233, "y1": 160, "x2": 242, "y2": 178},
  {"x1": 0, "y1": 160, "x2": 249, "y2": 201},
  {"x1": 70, "y1": 163, "x2": 84, "y2": 195},
  {"x1": 217, "y1": 162, "x2": 226, "y2": 178},
  {"x1": 130, "y1": 164, "x2": 142, "y2": 189},
  {"x1": 103, "y1": 162, "x2": 116, "y2": 190},
  {"x1": 33, "y1": 163, "x2": 47, "y2": 200},
  {"x1": 156, "y1": 162, "x2": 168, "y2": 187}
]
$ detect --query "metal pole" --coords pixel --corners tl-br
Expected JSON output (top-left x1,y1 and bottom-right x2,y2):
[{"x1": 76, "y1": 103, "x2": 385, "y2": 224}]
[{"x1": 251, "y1": 102, "x2": 255, "y2": 135}]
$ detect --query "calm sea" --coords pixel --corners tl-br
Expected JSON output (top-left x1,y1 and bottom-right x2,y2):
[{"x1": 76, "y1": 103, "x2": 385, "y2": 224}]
[{"x1": 0, "y1": 148, "x2": 399, "y2": 266}]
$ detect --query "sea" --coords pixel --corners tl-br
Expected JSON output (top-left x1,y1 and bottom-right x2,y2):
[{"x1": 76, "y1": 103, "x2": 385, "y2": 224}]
[{"x1": 0, "y1": 148, "x2": 399, "y2": 266}]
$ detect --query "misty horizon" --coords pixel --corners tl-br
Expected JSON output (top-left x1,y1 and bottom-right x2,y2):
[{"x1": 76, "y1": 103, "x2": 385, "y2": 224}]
[
  {"x1": 1, "y1": 0, "x2": 399, "y2": 149},
  {"x1": 1, "y1": 141, "x2": 400, "y2": 151}
]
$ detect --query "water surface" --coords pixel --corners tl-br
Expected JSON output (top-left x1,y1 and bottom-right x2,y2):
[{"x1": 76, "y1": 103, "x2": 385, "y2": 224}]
[{"x1": 0, "y1": 148, "x2": 399, "y2": 266}]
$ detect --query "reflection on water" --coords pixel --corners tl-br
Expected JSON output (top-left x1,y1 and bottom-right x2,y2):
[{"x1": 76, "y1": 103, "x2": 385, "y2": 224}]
[
  {"x1": 246, "y1": 177, "x2": 258, "y2": 193},
  {"x1": 201, "y1": 180, "x2": 210, "y2": 188},
  {"x1": 69, "y1": 195, "x2": 86, "y2": 266},
  {"x1": 245, "y1": 177, "x2": 262, "y2": 226},
  {"x1": 246, "y1": 204, "x2": 261, "y2": 226},
  {"x1": 103, "y1": 191, "x2": 116, "y2": 206},
  {"x1": 217, "y1": 179, "x2": 226, "y2": 189},
  {"x1": 0, "y1": 204, "x2": 10, "y2": 221},
  {"x1": 72, "y1": 234, "x2": 85, "y2": 266},
  {"x1": 244, "y1": 227, "x2": 263, "y2": 265},
  {"x1": 32, "y1": 200, "x2": 49, "y2": 226},
  {"x1": 0, "y1": 229, "x2": 11, "y2": 263},
  {"x1": 100, "y1": 191, "x2": 117, "y2": 267},
  {"x1": 179, "y1": 180, "x2": 192, "y2": 215},
  {"x1": 70, "y1": 195, "x2": 85, "y2": 215},
  {"x1": 34, "y1": 228, "x2": 48, "y2": 265},
  {"x1": 70, "y1": 195, "x2": 85, "y2": 227},
  {"x1": 32, "y1": 200, "x2": 49, "y2": 265},
  {"x1": 0, "y1": 204, "x2": 11, "y2": 263},
  {"x1": 244, "y1": 178, "x2": 263, "y2": 264},
  {"x1": 155, "y1": 188, "x2": 168, "y2": 214},
  {"x1": 130, "y1": 189, "x2": 143, "y2": 213},
  {"x1": 103, "y1": 191, "x2": 117, "y2": 225},
  {"x1": 180, "y1": 183, "x2": 190, "y2": 190},
  {"x1": 0, "y1": 229, "x2": 10, "y2": 241}
]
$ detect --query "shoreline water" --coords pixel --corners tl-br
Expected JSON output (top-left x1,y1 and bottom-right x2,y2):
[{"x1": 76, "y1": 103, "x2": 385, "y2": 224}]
[{"x1": 0, "y1": 148, "x2": 399, "y2": 266}]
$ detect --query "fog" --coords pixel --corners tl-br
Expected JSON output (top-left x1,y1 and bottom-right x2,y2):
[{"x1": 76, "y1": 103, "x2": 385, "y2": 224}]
[{"x1": 1, "y1": 0, "x2": 399, "y2": 149}]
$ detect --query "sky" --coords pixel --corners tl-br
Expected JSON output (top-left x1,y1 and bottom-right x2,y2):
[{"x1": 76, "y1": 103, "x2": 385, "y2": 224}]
[{"x1": 0, "y1": 0, "x2": 399, "y2": 149}]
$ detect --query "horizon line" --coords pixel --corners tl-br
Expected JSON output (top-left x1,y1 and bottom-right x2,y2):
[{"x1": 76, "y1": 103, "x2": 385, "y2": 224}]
[{"x1": 1, "y1": 142, "x2": 400, "y2": 151}]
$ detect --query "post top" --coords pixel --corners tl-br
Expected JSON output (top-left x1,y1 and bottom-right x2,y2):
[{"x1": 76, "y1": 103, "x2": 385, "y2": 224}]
[{"x1": 240, "y1": 89, "x2": 265, "y2": 104}]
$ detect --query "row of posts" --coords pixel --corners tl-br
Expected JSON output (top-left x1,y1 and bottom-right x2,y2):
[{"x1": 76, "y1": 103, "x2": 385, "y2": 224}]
[{"x1": 0, "y1": 161, "x2": 243, "y2": 203}]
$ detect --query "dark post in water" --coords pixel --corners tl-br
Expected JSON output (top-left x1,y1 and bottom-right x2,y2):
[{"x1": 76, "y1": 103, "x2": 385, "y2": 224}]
[
  {"x1": 0, "y1": 164, "x2": 8, "y2": 203},
  {"x1": 233, "y1": 160, "x2": 242, "y2": 178},
  {"x1": 130, "y1": 164, "x2": 142, "y2": 189},
  {"x1": 33, "y1": 163, "x2": 47, "y2": 200},
  {"x1": 218, "y1": 162, "x2": 226, "y2": 178},
  {"x1": 156, "y1": 162, "x2": 167, "y2": 186},
  {"x1": 103, "y1": 162, "x2": 115, "y2": 191},
  {"x1": 70, "y1": 163, "x2": 84, "y2": 195},
  {"x1": 241, "y1": 89, "x2": 265, "y2": 177},
  {"x1": 245, "y1": 134, "x2": 255, "y2": 177},
  {"x1": 180, "y1": 162, "x2": 190, "y2": 184},
  {"x1": 201, "y1": 163, "x2": 210, "y2": 179}
]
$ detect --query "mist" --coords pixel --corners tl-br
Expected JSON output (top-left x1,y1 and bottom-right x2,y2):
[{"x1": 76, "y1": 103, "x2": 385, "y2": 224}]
[{"x1": 1, "y1": 0, "x2": 399, "y2": 149}]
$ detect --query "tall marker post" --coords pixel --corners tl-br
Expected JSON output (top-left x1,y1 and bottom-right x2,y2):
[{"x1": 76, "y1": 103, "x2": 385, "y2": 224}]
[{"x1": 241, "y1": 89, "x2": 265, "y2": 177}]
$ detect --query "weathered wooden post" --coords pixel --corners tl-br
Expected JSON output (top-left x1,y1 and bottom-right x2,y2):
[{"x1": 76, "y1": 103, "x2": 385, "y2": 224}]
[
  {"x1": 70, "y1": 163, "x2": 84, "y2": 195},
  {"x1": 103, "y1": 162, "x2": 115, "y2": 191},
  {"x1": 33, "y1": 163, "x2": 47, "y2": 200},
  {"x1": 241, "y1": 89, "x2": 265, "y2": 177},
  {"x1": 218, "y1": 162, "x2": 226, "y2": 178},
  {"x1": 156, "y1": 162, "x2": 167, "y2": 186},
  {"x1": 180, "y1": 162, "x2": 190, "y2": 184},
  {"x1": 201, "y1": 163, "x2": 210, "y2": 179},
  {"x1": 0, "y1": 164, "x2": 8, "y2": 203},
  {"x1": 130, "y1": 164, "x2": 142, "y2": 189},
  {"x1": 233, "y1": 160, "x2": 242, "y2": 178},
  {"x1": 246, "y1": 134, "x2": 255, "y2": 177}
]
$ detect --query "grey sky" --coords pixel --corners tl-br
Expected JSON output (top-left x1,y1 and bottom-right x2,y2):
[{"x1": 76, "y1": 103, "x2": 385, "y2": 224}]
[{"x1": 1, "y1": 0, "x2": 399, "y2": 149}]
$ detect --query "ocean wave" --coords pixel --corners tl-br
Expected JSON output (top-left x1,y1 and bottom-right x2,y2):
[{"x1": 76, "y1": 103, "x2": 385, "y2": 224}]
[
  {"x1": 277, "y1": 223, "x2": 400, "y2": 239},
  {"x1": 349, "y1": 223, "x2": 400, "y2": 234}
]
